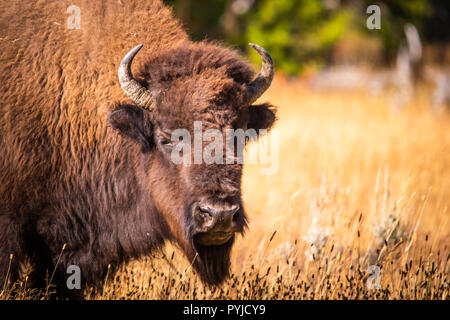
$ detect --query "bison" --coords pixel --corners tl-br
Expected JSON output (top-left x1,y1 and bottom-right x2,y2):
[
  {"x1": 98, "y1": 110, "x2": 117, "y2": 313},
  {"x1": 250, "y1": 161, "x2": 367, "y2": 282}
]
[{"x1": 0, "y1": 0, "x2": 276, "y2": 298}]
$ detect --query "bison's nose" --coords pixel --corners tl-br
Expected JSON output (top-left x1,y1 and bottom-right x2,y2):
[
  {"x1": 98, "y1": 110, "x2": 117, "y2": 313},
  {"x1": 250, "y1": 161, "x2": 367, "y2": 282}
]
[
  {"x1": 194, "y1": 203, "x2": 240, "y2": 245},
  {"x1": 198, "y1": 203, "x2": 240, "y2": 229}
]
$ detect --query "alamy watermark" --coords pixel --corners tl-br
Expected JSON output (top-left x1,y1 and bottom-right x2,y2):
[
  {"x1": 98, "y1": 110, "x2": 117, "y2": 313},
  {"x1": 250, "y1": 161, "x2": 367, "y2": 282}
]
[
  {"x1": 366, "y1": 5, "x2": 381, "y2": 30},
  {"x1": 66, "y1": 264, "x2": 81, "y2": 290},
  {"x1": 66, "y1": 5, "x2": 81, "y2": 29},
  {"x1": 169, "y1": 121, "x2": 279, "y2": 175},
  {"x1": 366, "y1": 265, "x2": 381, "y2": 290}
]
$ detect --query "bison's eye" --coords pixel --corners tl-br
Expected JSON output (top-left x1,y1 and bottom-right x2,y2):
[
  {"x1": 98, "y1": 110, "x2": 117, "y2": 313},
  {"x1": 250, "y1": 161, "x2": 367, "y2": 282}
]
[
  {"x1": 158, "y1": 137, "x2": 173, "y2": 148},
  {"x1": 156, "y1": 130, "x2": 174, "y2": 149}
]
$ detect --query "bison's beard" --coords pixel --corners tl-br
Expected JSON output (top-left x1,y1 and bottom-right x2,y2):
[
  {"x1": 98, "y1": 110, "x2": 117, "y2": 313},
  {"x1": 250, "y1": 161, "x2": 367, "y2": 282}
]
[{"x1": 190, "y1": 235, "x2": 235, "y2": 285}]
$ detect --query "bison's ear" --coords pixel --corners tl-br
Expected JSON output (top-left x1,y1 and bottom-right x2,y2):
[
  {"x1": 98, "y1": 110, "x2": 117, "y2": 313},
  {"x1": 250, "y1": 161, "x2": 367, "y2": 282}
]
[
  {"x1": 247, "y1": 103, "x2": 277, "y2": 131},
  {"x1": 108, "y1": 105, "x2": 153, "y2": 152}
]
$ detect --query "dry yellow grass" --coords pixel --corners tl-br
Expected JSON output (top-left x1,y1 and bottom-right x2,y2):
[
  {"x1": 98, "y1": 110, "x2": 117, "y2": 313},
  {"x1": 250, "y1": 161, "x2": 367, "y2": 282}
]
[{"x1": 2, "y1": 76, "x2": 449, "y2": 300}]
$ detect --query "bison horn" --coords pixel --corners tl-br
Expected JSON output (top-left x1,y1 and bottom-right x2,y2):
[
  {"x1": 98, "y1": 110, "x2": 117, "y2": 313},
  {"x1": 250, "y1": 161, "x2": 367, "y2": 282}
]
[
  {"x1": 118, "y1": 44, "x2": 155, "y2": 110},
  {"x1": 246, "y1": 43, "x2": 275, "y2": 104}
]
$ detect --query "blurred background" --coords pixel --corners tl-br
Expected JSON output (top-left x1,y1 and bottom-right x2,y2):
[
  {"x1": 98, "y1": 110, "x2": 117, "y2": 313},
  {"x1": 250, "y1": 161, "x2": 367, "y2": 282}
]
[
  {"x1": 163, "y1": 0, "x2": 450, "y2": 72},
  {"x1": 163, "y1": 0, "x2": 450, "y2": 111}
]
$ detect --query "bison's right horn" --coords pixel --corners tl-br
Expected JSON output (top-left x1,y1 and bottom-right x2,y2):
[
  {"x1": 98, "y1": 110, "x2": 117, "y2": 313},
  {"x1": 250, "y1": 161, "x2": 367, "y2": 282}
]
[{"x1": 118, "y1": 44, "x2": 155, "y2": 110}]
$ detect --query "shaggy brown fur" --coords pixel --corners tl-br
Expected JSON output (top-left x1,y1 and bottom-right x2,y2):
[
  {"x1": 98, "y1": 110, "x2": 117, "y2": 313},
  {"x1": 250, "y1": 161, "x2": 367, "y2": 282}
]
[{"x1": 0, "y1": 0, "x2": 276, "y2": 298}]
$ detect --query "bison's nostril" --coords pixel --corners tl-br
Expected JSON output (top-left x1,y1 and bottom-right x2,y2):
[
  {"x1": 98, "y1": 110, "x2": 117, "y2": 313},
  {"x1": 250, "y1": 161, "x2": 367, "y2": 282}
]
[
  {"x1": 199, "y1": 205, "x2": 240, "y2": 215},
  {"x1": 227, "y1": 205, "x2": 240, "y2": 217},
  {"x1": 198, "y1": 206, "x2": 213, "y2": 217},
  {"x1": 199, "y1": 204, "x2": 240, "y2": 218}
]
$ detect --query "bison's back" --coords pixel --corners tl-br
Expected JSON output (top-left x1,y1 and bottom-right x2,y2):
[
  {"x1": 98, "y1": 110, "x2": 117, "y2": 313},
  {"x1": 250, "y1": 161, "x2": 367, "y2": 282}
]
[{"x1": 0, "y1": 0, "x2": 187, "y2": 212}]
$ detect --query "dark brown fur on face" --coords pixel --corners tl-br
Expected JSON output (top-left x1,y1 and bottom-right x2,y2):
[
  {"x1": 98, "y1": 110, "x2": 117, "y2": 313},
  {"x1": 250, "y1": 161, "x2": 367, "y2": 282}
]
[{"x1": 0, "y1": 0, "x2": 276, "y2": 298}]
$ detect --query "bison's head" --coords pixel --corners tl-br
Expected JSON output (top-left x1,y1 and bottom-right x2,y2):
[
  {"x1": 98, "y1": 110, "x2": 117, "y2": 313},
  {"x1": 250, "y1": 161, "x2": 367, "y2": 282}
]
[{"x1": 108, "y1": 42, "x2": 276, "y2": 285}]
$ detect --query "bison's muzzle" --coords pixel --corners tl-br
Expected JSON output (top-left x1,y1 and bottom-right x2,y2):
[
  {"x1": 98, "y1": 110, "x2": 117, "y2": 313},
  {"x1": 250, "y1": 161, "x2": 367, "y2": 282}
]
[{"x1": 192, "y1": 202, "x2": 241, "y2": 246}]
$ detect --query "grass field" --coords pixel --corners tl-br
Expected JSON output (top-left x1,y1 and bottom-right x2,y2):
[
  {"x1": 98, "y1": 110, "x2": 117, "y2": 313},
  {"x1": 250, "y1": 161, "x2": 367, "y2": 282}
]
[{"x1": 2, "y1": 76, "x2": 449, "y2": 299}]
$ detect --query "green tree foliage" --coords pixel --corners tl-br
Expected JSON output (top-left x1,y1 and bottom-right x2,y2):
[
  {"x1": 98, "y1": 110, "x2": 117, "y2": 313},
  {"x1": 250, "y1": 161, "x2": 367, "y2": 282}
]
[
  {"x1": 164, "y1": 0, "x2": 228, "y2": 41},
  {"x1": 164, "y1": 0, "x2": 440, "y2": 74},
  {"x1": 243, "y1": 0, "x2": 353, "y2": 74}
]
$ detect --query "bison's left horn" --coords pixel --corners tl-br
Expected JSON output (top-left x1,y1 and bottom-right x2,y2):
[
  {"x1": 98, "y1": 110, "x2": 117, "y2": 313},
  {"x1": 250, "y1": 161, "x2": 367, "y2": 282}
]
[
  {"x1": 245, "y1": 43, "x2": 275, "y2": 104},
  {"x1": 118, "y1": 44, "x2": 155, "y2": 110}
]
